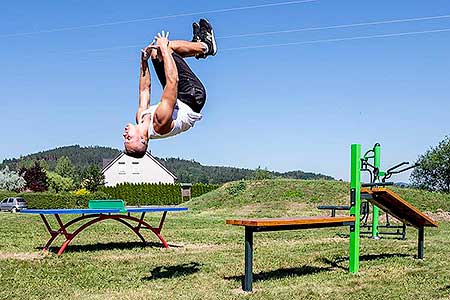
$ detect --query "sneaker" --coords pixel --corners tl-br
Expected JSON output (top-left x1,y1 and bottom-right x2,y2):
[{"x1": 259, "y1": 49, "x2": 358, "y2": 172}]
[
  {"x1": 196, "y1": 18, "x2": 217, "y2": 59},
  {"x1": 192, "y1": 22, "x2": 201, "y2": 42}
]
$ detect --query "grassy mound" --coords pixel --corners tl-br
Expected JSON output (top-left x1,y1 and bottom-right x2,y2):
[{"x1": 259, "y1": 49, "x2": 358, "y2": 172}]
[
  {"x1": 186, "y1": 179, "x2": 450, "y2": 217},
  {"x1": 1, "y1": 179, "x2": 449, "y2": 300}
]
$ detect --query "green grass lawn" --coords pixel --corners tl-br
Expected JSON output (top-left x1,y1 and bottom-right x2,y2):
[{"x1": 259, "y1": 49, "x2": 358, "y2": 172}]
[{"x1": 1, "y1": 180, "x2": 449, "y2": 300}]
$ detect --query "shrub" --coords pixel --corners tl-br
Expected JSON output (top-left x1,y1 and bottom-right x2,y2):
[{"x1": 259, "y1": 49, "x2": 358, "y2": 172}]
[
  {"x1": 411, "y1": 136, "x2": 450, "y2": 193},
  {"x1": 73, "y1": 188, "x2": 90, "y2": 196},
  {"x1": 19, "y1": 162, "x2": 48, "y2": 192},
  {"x1": 0, "y1": 167, "x2": 26, "y2": 191},
  {"x1": 46, "y1": 171, "x2": 74, "y2": 193},
  {"x1": 226, "y1": 181, "x2": 247, "y2": 196},
  {"x1": 100, "y1": 182, "x2": 220, "y2": 205}
]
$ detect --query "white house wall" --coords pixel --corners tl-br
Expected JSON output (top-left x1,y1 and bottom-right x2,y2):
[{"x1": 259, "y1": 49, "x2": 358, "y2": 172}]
[{"x1": 103, "y1": 155, "x2": 175, "y2": 186}]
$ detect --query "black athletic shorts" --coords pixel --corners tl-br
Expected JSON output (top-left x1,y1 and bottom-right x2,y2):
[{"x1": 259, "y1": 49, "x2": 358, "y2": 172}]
[{"x1": 152, "y1": 52, "x2": 206, "y2": 113}]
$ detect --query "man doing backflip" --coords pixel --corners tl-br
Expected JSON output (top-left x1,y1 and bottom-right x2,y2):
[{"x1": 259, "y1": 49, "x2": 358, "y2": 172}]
[{"x1": 123, "y1": 19, "x2": 217, "y2": 158}]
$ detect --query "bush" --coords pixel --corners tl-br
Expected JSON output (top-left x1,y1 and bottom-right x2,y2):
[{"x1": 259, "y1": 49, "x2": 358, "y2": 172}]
[
  {"x1": 0, "y1": 183, "x2": 220, "y2": 209},
  {"x1": 0, "y1": 167, "x2": 26, "y2": 191},
  {"x1": 0, "y1": 191, "x2": 111, "y2": 209},
  {"x1": 20, "y1": 162, "x2": 48, "y2": 192},
  {"x1": 46, "y1": 171, "x2": 74, "y2": 193},
  {"x1": 226, "y1": 181, "x2": 247, "y2": 196},
  {"x1": 411, "y1": 136, "x2": 450, "y2": 193},
  {"x1": 191, "y1": 183, "x2": 220, "y2": 198},
  {"x1": 100, "y1": 183, "x2": 220, "y2": 205},
  {"x1": 73, "y1": 188, "x2": 90, "y2": 196}
]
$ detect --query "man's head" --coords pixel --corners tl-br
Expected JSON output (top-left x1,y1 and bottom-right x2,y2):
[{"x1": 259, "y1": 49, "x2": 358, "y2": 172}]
[{"x1": 123, "y1": 123, "x2": 148, "y2": 158}]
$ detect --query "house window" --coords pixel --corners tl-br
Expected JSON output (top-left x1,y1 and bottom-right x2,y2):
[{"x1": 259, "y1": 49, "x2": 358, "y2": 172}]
[
  {"x1": 118, "y1": 162, "x2": 126, "y2": 175},
  {"x1": 132, "y1": 162, "x2": 140, "y2": 175}
]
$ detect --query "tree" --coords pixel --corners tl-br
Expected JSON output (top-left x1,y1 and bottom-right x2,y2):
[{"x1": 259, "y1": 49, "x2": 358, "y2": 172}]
[
  {"x1": 254, "y1": 166, "x2": 273, "y2": 180},
  {"x1": 19, "y1": 162, "x2": 48, "y2": 192},
  {"x1": 0, "y1": 167, "x2": 26, "y2": 191},
  {"x1": 81, "y1": 164, "x2": 105, "y2": 192},
  {"x1": 46, "y1": 171, "x2": 74, "y2": 193},
  {"x1": 17, "y1": 158, "x2": 35, "y2": 170},
  {"x1": 17, "y1": 159, "x2": 49, "y2": 171},
  {"x1": 410, "y1": 136, "x2": 450, "y2": 193},
  {"x1": 55, "y1": 156, "x2": 75, "y2": 179}
]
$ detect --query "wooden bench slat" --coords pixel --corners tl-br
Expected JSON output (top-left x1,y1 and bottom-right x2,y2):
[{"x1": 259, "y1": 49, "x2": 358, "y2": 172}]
[
  {"x1": 226, "y1": 216, "x2": 355, "y2": 227},
  {"x1": 361, "y1": 188, "x2": 438, "y2": 228}
]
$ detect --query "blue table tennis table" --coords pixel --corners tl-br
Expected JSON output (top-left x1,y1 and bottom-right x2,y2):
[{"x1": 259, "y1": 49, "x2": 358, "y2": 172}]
[{"x1": 21, "y1": 206, "x2": 188, "y2": 255}]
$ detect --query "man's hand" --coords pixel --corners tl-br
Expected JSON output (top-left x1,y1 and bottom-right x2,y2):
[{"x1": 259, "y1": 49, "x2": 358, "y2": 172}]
[
  {"x1": 152, "y1": 31, "x2": 170, "y2": 51},
  {"x1": 141, "y1": 41, "x2": 154, "y2": 61}
]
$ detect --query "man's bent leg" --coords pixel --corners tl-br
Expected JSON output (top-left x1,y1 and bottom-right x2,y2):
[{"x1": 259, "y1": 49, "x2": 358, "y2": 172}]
[
  {"x1": 152, "y1": 52, "x2": 206, "y2": 113},
  {"x1": 172, "y1": 53, "x2": 206, "y2": 113},
  {"x1": 168, "y1": 40, "x2": 206, "y2": 58}
]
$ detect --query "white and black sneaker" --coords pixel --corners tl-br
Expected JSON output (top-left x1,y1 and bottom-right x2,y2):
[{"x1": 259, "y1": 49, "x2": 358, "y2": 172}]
[
  {"x1": 192, "y1": 22, "x2": 201, "y2": 42},
  {"x1": 196, "y1": 18, "x2": 217, "y2": 59}
]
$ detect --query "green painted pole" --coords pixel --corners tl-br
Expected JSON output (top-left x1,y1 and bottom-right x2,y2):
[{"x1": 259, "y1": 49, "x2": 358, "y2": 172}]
[
  {"x1": 349, "y1": 144, "x2": 361, "y2": 273},
  {"x1": 371, "y1": 143, "x2": 381, "y2": 239}
]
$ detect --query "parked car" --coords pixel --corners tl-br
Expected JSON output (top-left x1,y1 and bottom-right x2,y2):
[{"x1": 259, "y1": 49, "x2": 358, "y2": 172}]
[{"x1": 0, "y1": 197, "x2": 28, "y2": 212}]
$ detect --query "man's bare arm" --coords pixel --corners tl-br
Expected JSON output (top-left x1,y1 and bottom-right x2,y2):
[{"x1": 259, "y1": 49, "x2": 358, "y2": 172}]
[
  {"x1": 153, "y1": 32, "x2": 178, "y2": 135},
  {"x1": 135, "y1": 51, "x2": 151, "y2": 124}
]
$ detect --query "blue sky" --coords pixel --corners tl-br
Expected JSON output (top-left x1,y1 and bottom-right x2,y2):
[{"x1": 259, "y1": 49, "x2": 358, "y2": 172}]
[{"x1": 1, "y1": 0, "x2": 449, "y2": 181}]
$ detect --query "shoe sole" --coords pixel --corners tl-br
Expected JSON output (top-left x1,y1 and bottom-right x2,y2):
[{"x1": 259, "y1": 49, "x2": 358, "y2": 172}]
[
  {"x1": 192, "y1": 22, "x2": 201, "y2": 42},
  {"x1": 209, "y1": 29, "x2": 217, "y2": 56},
  {"x1": 200, "y1": 18, "x2": 217, "y2": 56}
]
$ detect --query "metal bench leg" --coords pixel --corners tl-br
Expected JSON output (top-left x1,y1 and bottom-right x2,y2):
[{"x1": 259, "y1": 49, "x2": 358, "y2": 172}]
[
  {"x1": 244, "y1": 227, "x2": 254, "y2": 292},
  {"x1": 418, "y1": 227, "x2": 424, "y2": 259}
]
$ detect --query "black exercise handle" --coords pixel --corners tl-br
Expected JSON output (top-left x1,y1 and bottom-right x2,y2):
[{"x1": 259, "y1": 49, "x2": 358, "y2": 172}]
[
  {"x1": 361, "y1": 182, "x2": 394, "y2": 187},
  {"x1": 382, "y1": 162, "x2": 419, "y2": 181},
  {"x1": 389, "y1": 163, "x2": 419, "y2": 175},
  {"x1": 386, "y1": 162, "x2": 409, "y2": 174}
]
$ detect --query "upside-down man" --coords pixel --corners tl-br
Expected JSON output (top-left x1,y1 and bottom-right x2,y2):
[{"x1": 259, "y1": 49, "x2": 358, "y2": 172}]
[{"x1": 123, "y1": 19, "x2": 217, "y2": 158}]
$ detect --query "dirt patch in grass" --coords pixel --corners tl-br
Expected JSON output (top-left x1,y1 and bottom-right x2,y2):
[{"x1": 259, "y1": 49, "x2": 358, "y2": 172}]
[
  {"x1": 95, "y1": 243, "x2": 228, "y2": 261},
  {"x1": 425, "y1": 209, "x2": 450, "y2": 222},
  {"x1": 0, "y1": 252, "x2": 43, "y2": 261},
  {"x1": 175, "y1": 242, "x2": 226, "y2": 251}
]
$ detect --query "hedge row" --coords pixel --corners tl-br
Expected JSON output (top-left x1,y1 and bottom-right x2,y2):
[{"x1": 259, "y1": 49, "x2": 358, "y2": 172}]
[
  {"x1": 191, "y1": 183, "x2": 221, "y2": 198},
  {"x1": 100, "y1": 183, "x2": 180, "y2": 206},
  {"x1": 0, "y1": 183, "x2": 220, "y2": 209},
  {"x1": 0, "y1": 191, "x2": 111, "y2": 209},
  {"x1": 99, "y1": 182, "x2": 220, "y2": 206}
]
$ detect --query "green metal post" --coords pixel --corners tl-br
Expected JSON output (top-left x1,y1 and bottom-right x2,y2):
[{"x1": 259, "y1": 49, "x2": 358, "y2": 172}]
[
  {"x1": 349, "y1": 144, "x2": 361, "y2": 273},
  {"x1": 371, "y1": 143, "x2": 381, "y2": 238}
]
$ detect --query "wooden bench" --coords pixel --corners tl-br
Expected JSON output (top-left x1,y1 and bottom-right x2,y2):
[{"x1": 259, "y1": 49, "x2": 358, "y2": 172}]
[
  {"x1": 361, "y1": 188, "x2": 438, "y2": 258},
  {"x1": 226, "y1": 216, "x2": 355, "y2": 292}
]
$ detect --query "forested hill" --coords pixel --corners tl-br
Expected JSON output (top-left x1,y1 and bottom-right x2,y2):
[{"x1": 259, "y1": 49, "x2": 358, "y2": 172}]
[
  {"x1": 157, "y1": 158, "x2": 334, "y2": 184},
  {"x1": 0, "y1": 146, "x2": 334, "y2": 183},
  {"x1": 0, "y1": 145, "x2": 121, "y2": 171}
]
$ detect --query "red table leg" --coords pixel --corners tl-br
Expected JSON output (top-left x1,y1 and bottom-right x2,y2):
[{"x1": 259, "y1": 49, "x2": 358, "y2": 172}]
[{"x1": 38, "y1": 212, "x2": 171, "y2": 255}]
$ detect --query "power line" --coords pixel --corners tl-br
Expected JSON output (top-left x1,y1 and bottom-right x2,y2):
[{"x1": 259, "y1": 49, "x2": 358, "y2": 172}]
[
  {"x1": 222, "y1": 28, "x2": 450, "y2": 51},
  {"x1": 54, "y1": 13, "x2": 450, "y2": 55},
  {"x1": 0, "y1": 0, "x2": 317, "y2": 38},
  {"x1": 52, "y1": 27, "x2": 450, "y2": 65},
  {"x1": 218, "y1": 14, "x2": 450, "y2": 39}
]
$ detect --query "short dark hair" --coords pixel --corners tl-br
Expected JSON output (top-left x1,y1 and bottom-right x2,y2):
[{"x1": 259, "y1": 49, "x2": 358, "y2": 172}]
[{"x1": 123, "y1": 146, "x2": 147, "y2": 159}]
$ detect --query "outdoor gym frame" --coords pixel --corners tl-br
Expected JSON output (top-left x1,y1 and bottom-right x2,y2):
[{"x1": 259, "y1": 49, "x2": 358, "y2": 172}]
[{"x1": 227, "y1": 143, "x2": 438, "y2": 291}]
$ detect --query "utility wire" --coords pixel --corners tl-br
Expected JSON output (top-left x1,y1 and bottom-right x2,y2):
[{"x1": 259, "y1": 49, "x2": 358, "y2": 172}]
[
  {"x1": 218, "y1": 14, "x2": 450, "y2": 39},
  {"x1": 222, "y1": 28, "x2": 450, "y2": 51},
  {"x1": 0, "y1": 0, "x2": 317, "y2": 38},
  {"x1": 52, "y1": 27, "x2": 450, "y2": 64},
  {"x1": 55, "y1": 13, "x2": 450, "y2": 55}
]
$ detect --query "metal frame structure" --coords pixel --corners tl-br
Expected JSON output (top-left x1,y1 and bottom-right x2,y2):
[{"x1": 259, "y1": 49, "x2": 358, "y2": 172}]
[
  {"x1": 21, "y1": 207, "x2": 187, "y2": 255},
  {"x1": 227, "y1": 143, "x2": 437, "y2": 292},
  {"x1": 360, "y1": 143, "x2": 418, "y2": 238}
]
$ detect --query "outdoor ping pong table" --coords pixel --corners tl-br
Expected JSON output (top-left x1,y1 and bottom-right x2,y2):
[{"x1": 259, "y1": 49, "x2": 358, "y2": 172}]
[{"x1": 20, "y1": 206, "x2": 188, "y2": 255}]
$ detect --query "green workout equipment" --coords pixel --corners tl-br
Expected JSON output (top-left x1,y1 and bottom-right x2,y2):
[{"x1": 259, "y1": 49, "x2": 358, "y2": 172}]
[
  {"x1": 349, "y1": 143, "x2": 437, "y2": 273},
  {"x1": 228, "y1": 143, "x2": 437, "y2": 292}
]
